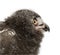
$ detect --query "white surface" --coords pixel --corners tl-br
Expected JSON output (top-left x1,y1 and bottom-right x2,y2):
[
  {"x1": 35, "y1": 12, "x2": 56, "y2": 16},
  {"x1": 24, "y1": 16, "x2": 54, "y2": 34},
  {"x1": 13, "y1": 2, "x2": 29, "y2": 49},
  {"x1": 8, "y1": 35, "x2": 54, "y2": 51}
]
[{"x1": 0, "y1": 0, "x2": 60, "y2": 55}]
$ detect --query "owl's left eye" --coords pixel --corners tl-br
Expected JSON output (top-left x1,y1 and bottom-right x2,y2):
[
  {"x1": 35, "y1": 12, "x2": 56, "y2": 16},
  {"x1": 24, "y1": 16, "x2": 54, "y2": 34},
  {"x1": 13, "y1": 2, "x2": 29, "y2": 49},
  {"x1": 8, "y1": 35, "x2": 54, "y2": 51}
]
[{"x1": 33, "y1": 19, "x2": 38, "y2": 25}]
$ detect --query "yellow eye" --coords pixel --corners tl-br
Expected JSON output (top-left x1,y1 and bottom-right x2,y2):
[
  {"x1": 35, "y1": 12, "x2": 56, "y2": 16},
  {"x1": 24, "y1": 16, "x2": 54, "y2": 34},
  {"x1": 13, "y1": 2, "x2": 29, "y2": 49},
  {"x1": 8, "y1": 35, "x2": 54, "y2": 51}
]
[{"x1": 33, "y1": 20, "x2": 38, "y2": 25}]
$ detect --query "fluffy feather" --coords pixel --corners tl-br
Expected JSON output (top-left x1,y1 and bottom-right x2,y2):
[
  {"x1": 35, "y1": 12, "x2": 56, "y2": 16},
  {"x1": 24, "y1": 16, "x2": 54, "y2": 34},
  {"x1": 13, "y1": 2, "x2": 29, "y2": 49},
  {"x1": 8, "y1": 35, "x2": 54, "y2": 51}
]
[{"x1": 0, "y1": 9, "x2": 49, "y2": 55}]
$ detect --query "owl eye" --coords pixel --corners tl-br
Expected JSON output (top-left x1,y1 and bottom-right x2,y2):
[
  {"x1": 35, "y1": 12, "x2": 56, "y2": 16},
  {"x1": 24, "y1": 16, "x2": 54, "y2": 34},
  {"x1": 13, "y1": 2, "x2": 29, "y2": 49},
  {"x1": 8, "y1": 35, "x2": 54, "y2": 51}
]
[{"x1": 33, "y1": 20, "x2": 38, "y2": 25}]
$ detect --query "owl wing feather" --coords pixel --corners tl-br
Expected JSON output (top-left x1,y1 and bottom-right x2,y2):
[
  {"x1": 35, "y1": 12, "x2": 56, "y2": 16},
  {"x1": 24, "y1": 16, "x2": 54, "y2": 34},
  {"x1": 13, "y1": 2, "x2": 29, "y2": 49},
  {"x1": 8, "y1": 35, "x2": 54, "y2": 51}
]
[{"x1": 0, "y1": 22, "x2": 16, "y2": 54}]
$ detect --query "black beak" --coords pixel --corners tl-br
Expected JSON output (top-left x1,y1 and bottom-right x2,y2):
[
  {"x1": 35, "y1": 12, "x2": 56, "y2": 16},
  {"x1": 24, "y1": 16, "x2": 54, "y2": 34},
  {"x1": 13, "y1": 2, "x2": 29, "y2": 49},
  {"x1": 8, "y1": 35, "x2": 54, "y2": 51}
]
[{"x1": 43, "y1": 24, "x2": 50, "y2": 32}]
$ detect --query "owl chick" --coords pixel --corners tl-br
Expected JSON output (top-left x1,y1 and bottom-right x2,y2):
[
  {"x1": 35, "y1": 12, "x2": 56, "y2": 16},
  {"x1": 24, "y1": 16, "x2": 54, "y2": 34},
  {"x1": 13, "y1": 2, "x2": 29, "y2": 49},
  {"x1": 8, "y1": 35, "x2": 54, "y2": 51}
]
[{"x1": 0, "y1": 9, "x2": 50, "y2": 55}]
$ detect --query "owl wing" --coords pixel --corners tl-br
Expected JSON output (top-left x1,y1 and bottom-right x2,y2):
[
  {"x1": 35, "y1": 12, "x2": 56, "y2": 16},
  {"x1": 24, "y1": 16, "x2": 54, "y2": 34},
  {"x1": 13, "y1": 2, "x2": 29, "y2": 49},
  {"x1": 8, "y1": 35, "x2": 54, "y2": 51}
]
[{"x1": 0, "y1": 22, "x2": 16, "y2": 54}]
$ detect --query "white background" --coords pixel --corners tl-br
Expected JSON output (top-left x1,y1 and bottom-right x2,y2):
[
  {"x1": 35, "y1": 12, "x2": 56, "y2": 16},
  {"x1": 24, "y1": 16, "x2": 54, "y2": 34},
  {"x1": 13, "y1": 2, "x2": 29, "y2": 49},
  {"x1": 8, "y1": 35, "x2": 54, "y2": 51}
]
[{"x1": 0, "y1": 0, "x2": 60, "y2": 55}]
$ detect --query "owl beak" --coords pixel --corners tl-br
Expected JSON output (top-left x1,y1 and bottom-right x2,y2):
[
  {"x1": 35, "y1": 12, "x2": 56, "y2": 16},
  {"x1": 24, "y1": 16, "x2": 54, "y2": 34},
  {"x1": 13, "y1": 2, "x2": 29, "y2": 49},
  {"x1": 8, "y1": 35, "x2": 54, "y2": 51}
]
[{"x1": 43, "y1": 24, "x2": 50, "y2": 32}]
